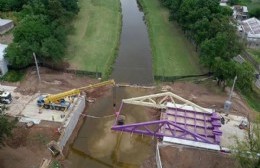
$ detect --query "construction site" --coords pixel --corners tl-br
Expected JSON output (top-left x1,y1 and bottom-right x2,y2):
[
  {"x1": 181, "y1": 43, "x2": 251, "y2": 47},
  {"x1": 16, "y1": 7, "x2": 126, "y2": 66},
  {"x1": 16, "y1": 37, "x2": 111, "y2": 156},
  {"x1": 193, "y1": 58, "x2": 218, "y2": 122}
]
[{"x1": 0, "y1": 67, "x2": 256, "y2": 168}]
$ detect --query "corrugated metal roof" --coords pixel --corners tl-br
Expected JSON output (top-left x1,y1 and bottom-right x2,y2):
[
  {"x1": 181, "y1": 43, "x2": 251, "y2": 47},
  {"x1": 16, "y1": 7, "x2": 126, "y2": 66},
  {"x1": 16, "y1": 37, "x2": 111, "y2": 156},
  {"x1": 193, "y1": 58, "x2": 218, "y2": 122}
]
[
  {"x1": 242, "y1": 17, "x2": 260, "y2": 35},
  {"x1": 0, "y1": 19, "x2": 13, "y2": 26}
]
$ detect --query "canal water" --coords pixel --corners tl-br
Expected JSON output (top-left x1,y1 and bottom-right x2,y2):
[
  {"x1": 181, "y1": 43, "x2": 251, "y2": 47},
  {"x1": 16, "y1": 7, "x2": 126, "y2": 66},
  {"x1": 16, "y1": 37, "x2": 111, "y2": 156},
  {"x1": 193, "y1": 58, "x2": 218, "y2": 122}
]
[
  {"x1": 66, "y1": 87, "x2": 155, "y2": 168},
  {"x1": 111, "y1": 0, "x2": 153, "y2": 85},
  {"x1": 66, "y1": 0, "x2": 156, "y2": 167}
]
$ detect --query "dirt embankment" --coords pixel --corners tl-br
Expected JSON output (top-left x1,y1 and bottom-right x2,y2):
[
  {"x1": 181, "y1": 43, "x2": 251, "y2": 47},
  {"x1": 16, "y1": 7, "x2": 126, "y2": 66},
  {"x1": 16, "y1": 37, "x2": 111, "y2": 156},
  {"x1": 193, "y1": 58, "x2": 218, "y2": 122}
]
[
  {"x1": 166, "y1": 81, "x2": 256, "y2": 119},
  {"x1": 0, "y1": 122, "x2": 60, "y2": 168},
  {"x1": 160, "y1": 146, "x2": 238, "y2": 168},
  {"x1": 15, "y1": 67, "x2": 99, "y2": 95}
]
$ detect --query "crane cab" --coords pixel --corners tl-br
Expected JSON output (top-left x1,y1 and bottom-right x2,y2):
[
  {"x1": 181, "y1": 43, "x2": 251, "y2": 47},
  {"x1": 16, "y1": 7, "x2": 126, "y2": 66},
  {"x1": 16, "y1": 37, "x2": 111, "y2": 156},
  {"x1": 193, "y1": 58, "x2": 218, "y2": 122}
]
[
  {"x1": 37, "y1": 95, "x2": 70, "y2": 111},
  {"x1": 0, "y1": 90, "x2": 12, "y2": 104}
]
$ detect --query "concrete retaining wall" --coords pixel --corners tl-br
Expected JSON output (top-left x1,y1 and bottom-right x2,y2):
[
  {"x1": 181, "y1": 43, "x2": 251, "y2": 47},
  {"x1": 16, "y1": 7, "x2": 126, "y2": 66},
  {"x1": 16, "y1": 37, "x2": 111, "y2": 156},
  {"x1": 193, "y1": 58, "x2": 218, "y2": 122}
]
[
  {"x1": 58, "y1": 96, "x2": 85, "y2": 151},
  {"x1": 156, "y1": 143, "x2": 163, "y2": 168}
]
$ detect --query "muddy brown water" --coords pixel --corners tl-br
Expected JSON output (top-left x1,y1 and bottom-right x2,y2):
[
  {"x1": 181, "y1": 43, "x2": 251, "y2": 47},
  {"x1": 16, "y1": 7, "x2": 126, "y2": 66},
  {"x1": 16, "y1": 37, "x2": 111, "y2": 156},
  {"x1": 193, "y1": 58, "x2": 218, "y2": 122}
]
[
  {"x1": 66, "y1": 87, "x2": 156, "y2": 167},
  {"x1": 111, "y1": 0, "x2": 153, "y2": 85},
  {"x1": 67, "y1": 0, "x2": 156, "y2": 167}
]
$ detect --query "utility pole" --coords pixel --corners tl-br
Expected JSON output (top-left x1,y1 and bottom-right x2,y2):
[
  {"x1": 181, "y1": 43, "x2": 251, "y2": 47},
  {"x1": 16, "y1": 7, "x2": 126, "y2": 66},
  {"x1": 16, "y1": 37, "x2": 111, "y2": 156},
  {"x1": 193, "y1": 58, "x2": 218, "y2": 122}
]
[
  {"x1": 224, "y1": 76, "x2": 237, "y2": 115},
  {"x1": 33, "y1": 52, "x2": 41, "y2": 82}
]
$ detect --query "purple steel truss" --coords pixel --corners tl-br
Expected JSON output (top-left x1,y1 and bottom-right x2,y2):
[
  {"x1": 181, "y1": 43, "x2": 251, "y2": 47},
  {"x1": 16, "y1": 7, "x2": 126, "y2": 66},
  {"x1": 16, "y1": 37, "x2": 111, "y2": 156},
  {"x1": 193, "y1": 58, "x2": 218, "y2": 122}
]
[{"x1": 111, "y1": 102, "x2": 222, "y2": 145}]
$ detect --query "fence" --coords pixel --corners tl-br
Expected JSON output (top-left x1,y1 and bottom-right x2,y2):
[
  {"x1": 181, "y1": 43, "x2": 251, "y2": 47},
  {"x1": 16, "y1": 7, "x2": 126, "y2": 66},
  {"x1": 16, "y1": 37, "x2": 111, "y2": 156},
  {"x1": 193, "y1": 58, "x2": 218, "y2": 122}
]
[
  {"x1": 154, "y1": 72, "x2": 212, "y2": 82},
  {"x1": 8, "y1": 62, "x2": 102, "y2": 78}
]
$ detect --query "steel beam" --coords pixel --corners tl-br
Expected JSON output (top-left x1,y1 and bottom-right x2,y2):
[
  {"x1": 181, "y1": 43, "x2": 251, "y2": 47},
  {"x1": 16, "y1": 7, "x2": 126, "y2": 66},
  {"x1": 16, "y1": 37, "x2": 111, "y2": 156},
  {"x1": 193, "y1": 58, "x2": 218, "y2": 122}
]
[
  {"x1": 122, "y1": 92, "x2": 212, "y2": 114},
  {"x1": 112, "y1": 120, "x2": 215, "y2": 144}
]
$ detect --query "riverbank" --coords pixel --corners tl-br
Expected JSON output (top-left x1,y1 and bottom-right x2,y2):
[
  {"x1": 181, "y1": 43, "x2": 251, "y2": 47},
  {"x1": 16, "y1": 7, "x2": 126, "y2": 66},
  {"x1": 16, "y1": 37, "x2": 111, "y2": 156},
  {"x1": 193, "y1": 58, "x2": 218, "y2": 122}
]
[
  {"x1": 138, "y1": 0, "x2": 202, "y2": 77},
  {"x1": 65, "y1": 0, "x2": 121, "y2": 78}
]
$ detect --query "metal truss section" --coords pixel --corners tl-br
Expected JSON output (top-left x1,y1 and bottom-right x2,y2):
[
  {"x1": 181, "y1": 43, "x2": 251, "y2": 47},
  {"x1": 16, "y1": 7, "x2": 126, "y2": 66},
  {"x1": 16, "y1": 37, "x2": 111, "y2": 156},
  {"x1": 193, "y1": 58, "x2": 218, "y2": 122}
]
[
  {"x1": 112, "y1": 92, "x2": 222, "y2": 147},
  {"x1": 112, "y1": 108, "x2": 221, "y2": 145},
  {"x1": 122, "y1": 92, "x2": 213, "y2": 114}
]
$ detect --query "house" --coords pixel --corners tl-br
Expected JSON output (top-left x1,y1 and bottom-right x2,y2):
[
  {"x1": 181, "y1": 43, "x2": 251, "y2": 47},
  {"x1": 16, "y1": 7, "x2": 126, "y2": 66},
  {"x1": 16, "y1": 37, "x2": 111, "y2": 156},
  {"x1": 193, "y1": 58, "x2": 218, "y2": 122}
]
[
  {"x1": 220, "y1": 0, "x2": 228, "y2": 2},
  {"x1": 241, "y1": 17, "x2": 260, "y2": 48},
  {"x1": 0, "y1": 44, "x2": 8, "y2": 76},
  {"x1": 232, "y1": 5, "x2": 249, "y2": 21},
  {"x1": 0, "y1": 19, "x2": 14, "y2": 35},
  {"x1": 220, "y1": 0, "x2": 228, "y2": 6}
]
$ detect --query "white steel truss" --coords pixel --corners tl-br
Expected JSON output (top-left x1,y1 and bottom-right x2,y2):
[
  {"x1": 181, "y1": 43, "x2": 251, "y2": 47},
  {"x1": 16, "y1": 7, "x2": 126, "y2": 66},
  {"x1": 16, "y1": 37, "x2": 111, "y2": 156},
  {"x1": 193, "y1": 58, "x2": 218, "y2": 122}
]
[{"x1": 122, "y1": 92, "x2": 213, "y2": 114}]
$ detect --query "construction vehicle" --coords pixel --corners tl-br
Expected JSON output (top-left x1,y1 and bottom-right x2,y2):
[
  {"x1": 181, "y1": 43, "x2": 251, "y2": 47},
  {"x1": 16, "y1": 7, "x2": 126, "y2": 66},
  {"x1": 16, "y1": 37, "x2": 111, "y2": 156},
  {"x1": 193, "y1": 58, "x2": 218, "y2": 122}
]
[
  {"x1": 0, "y1": 89, "x2": 12, "y2": 104},
  {"x1": 239, "y1": 120, "x2": 248, "y2": 129},
  {"x1": 37, "y1": 80, "x2": 115, "y2": 111}
]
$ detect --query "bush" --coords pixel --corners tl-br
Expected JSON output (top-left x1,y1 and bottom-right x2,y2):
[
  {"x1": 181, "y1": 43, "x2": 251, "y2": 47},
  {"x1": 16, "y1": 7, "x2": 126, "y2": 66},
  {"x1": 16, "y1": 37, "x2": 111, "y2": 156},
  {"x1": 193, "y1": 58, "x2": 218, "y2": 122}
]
[
  {"x1": 0, "y1": 70, "x2": 24, "y2": 82},
  {"x1": 50, "y1": 160, "x2": 61, "y2": 168},
  {"x1": 249, "y1": 8, "x2": 260, "y2": 19}
]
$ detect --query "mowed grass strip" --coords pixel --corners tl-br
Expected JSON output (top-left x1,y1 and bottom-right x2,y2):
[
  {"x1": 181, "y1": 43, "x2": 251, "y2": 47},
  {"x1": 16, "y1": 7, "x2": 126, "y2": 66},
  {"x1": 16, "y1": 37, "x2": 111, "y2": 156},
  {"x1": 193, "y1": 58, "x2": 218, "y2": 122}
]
[
  {"x1": 65, "y1": 0, "x2": 121, "y2": 73},
  {"x1": 139, "y1": 0, "x2": 202, "y2": 76}
]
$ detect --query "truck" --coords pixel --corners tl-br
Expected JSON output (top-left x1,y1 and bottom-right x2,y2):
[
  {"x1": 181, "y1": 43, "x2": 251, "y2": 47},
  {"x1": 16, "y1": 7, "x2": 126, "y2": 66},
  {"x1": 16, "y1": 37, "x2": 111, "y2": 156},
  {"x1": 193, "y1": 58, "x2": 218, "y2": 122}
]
[
  {"x1": 0, "y1": 89, "x2": 12, "y2": 104},
  {"x1": 37, "y1": 80, "x2": 115, "y2": 111}
]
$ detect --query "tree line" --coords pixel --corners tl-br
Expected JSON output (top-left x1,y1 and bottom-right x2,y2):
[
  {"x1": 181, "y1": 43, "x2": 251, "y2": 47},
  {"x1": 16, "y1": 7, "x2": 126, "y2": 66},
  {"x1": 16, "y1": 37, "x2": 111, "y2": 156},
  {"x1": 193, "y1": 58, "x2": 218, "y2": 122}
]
[
  {"x1": 3, "y1": 0, "x2": 79, "y2": 67},
  {"x1": 160, "y1": 0, "x2": 254, "y2": 92}
]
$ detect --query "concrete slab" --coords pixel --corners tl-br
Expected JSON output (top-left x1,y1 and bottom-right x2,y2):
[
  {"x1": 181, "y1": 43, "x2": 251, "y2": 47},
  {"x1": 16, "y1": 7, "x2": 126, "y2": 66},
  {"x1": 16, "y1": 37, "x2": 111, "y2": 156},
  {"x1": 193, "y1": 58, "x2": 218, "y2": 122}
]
[
  {"x1": 220, "y1": 114, "x2": 247, "y2": 148},
  {"x1": 0, "y1": 85, "x2": 16, "y2": 92},
  {"x1": 19, "y1": 96, "x2": 81, "y2": 123},
  {"x1": 19, "y1": 117, "x2": 41, "y2": 124},
  {"x1": 1, "y1": 84, "x2": 84, "y2": 124},
  {"x1": 163, "y1": 138, "x2": 221, "y2": 151}
]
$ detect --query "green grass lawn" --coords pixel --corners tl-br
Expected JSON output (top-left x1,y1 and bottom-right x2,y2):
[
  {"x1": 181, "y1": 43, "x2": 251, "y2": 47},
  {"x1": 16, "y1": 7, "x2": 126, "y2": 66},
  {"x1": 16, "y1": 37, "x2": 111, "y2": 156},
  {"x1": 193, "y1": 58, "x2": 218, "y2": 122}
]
[
  {"x1": 247, "y1": 0, "x2": 260, "y2": 11},
  {"x1": 139, "y1": 0, "x2": 203, "y2": 77},
  {"x1": 247, "y1": 48, "x2": 260, "y2": 63},
  {"x1": 65, "y1": 0, "x2": 121, "y2": 76}
]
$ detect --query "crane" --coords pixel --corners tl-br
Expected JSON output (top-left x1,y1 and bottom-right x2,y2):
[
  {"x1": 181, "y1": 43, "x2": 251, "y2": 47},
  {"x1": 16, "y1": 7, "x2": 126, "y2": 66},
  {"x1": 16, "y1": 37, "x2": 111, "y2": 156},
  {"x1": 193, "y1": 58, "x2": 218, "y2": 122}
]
[{"x1": 37, "y1": 80, "x2": 115, "y2": 111}]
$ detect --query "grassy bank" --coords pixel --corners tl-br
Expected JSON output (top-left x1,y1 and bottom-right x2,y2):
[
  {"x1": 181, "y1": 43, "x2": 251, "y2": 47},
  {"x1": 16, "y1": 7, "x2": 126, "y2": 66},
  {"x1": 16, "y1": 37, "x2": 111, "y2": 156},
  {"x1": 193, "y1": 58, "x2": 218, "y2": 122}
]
[
  {"x1": 247, "y1": 48, "x2": 260, "y2": 63},
  {"x1": 243, "y1": 86, "x2": 260, "y2": 112},
  {"x1": 138, "y1": 0, "x2": 202, "y2": 77},
  {"x1": 65, "y1": 0, "x2": 121, "y2": 78}
]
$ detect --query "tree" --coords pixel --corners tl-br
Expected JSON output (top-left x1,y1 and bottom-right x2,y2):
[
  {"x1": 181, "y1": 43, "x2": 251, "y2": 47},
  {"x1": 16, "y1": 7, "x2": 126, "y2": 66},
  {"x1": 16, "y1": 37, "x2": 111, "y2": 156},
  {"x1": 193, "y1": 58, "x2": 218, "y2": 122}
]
[
  {"x1": 212, "y1": 58, "x2": 236, "y2": 87},
  {"x1": 60, "y1": 0, "x2": 79, "y2": 14},
  {"x1": 0, "y1": 106, "x2": 15, "y2": 146},
  {"x1": 200, "y1": 28, "x2": 241, "y2": 68},
  {"x1": 234, "y1": 116, "x2": 260, "y2": 168},
  {"x1": 14, "y1": 16, "x2": 51, "y2": 45},
  {"x1": 228, "y1": 0, "x2": 240, "y2": 6},
  {"x1": 235, "y1": 62, "x2": 254, "y2": 93},
  {"x1": 40, "y1": 37, "x2": 65, "y2": 61},
  {"x1": 0, "y1": 0, "x2": 28, "y2": 11},
  {"x1": 5, "y1": 42, "x2": 33, "y2": 67},
  {"x1": 249, "y1": 8, "x2": 260, "y2": 19}
]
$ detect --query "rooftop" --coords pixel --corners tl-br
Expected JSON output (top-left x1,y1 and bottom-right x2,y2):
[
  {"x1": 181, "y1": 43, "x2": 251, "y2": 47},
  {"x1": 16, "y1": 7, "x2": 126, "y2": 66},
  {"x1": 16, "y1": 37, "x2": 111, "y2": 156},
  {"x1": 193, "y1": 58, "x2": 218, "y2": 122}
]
[
  {"x1": 242, "y1": 17, "x2": 260, "y2": 36},
  {"x1": 0, "y1": 19, "x2": 13, "y2": 26},
  {"x1": 242, "y1": 6, "x2": 248, "y2": 13}
]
